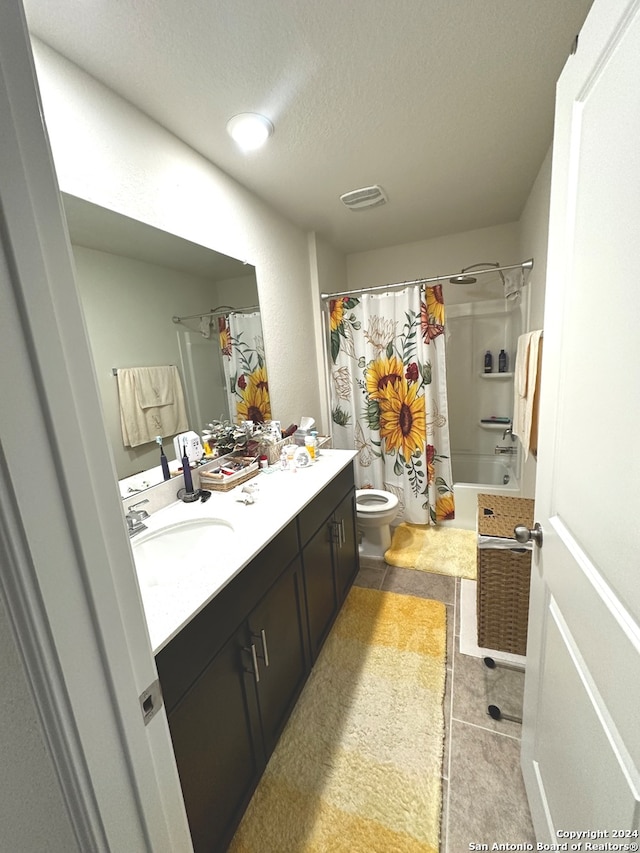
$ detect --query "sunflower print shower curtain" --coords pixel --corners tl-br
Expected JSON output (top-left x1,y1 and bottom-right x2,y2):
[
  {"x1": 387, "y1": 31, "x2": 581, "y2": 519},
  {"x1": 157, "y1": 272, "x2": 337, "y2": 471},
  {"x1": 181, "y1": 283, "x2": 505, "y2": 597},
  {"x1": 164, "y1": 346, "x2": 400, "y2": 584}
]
[
  {"x1": 219, "y1": 311, "x2": 272, "y2": 425},
  {"x1": 330, "y1": 285, "x2": 454, "y2": 524}
]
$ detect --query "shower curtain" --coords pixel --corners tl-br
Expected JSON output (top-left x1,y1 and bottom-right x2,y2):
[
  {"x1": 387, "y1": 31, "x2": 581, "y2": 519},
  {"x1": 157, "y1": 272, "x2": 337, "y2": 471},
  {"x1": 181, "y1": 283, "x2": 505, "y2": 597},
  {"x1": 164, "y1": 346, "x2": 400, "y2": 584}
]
[
  {"x1": 219, "y1": 311, "x2": 272, "y2": 424},
  {"x1": 330, "y1": 285, "x2": 455, "y2": 524}
]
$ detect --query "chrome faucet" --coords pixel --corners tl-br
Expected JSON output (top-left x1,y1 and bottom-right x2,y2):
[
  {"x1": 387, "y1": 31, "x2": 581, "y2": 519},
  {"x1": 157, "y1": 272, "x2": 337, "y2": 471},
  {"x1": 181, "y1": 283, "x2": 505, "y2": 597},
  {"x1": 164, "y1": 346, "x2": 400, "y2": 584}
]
[
  {"x1": 125, "y1": 498, "x2": 149, "y2": 536},
  {"x1": 502, "y1": 425, "x2": 516, "y2": 441}
]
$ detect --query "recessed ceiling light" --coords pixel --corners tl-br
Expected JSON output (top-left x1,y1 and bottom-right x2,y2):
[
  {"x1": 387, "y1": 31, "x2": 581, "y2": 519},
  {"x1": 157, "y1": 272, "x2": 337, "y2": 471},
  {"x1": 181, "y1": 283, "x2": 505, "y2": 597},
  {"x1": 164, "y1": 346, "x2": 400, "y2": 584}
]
[{"x1": 226, "y1": 113, "x2": 274, "y2": 151}]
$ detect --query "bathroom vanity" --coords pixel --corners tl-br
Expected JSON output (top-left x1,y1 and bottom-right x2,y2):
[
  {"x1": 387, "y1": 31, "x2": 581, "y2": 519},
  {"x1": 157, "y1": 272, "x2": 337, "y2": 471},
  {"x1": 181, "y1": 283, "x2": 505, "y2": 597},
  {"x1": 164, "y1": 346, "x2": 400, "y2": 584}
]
[{"x1": 138, "y1": 451, "x2": 358, "y2": 852}]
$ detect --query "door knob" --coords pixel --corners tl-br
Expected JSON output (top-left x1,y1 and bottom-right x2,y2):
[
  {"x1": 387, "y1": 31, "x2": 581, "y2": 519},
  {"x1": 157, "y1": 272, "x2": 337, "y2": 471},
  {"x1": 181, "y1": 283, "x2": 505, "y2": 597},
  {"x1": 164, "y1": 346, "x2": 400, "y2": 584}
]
[{"x1": 514, "y1": 522, "x2": 543, "y2": 547}]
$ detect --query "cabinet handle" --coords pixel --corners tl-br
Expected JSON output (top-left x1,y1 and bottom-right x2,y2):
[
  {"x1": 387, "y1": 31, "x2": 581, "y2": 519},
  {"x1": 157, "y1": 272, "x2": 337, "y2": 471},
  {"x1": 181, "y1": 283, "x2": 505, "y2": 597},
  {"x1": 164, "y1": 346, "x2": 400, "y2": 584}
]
[
  {"x1": 260, "y1": 629, "x2": 270, "y2": 668},
  {"x1": 340, "y1": 518, "x2": 345, "y2": 548},
  {"x1": 330, "y1": 519, "x2": 343, "y2": 547},
  {"x1": 251, "y1": 630, "x2": 270, "y2": 668},
  {"x1": 244, "y1": 643, "x2": 260, "y2": 683}
]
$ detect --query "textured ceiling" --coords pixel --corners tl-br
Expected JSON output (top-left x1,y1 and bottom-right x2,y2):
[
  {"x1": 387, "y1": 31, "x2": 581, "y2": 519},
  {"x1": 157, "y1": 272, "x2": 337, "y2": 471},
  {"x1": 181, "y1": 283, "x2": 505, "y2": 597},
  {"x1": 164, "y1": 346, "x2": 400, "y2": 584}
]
[{"x1": 23, "y1": 0, "x2": 594, "y2": 254}]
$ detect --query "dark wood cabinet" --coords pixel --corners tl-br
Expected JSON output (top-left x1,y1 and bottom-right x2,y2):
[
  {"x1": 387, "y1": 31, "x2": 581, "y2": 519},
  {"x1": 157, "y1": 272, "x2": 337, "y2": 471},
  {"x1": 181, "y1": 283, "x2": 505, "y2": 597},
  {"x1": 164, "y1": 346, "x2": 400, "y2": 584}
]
[
  {"x1": 166, "y1": 624, "x2": 262, "y2": 853},
  {"x1": 301, "y1": 515, "x2": 338, "y2": 660},
  {"x1": 333, "y1": 489, "x2": 359, "y2": 603},
  {"x1": 165, "y1": 555, "x2": 309, "y2": 852},
  {"x1": 248, "y1": 556, "x2": 309, "y2": 758},
  {"x1": 298, "y1": 464, "x2": 360, "y2": 660},
  {"x1": 155, "y1": 462, "x2": 359, "y2": 852}
]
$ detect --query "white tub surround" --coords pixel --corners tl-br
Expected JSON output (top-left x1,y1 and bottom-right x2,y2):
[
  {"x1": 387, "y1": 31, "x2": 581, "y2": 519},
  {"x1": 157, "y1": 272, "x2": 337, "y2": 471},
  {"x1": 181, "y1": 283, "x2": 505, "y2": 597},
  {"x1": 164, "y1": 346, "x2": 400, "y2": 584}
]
[
  {"x1": 452, "y1": 452, "x2": 518, "y2": 488},
  {"x1": 443, "y1": 452, "x2": 520, "y2": 530},
  {"x1": 446, "y1": 296, "x2": 524, "y2": 518},
  {"x1": 130, "y1": 450, "x2": 356, "y2": 653}
]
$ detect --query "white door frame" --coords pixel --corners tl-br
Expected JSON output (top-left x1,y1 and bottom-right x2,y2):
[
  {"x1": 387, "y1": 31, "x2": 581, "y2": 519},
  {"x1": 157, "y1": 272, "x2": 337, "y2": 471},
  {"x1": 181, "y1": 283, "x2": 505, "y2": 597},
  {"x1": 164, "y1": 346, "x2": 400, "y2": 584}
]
[{"x1": 0, "y1": 2, "x2": 191, "y2": 849}]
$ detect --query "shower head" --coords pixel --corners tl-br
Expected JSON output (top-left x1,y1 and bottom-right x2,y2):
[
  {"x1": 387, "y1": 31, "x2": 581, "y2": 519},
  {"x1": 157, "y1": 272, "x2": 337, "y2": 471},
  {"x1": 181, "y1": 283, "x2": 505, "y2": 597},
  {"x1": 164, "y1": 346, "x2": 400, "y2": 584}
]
[{"x1": 449, "y1": 261, "x2": 504, "y2": 286}]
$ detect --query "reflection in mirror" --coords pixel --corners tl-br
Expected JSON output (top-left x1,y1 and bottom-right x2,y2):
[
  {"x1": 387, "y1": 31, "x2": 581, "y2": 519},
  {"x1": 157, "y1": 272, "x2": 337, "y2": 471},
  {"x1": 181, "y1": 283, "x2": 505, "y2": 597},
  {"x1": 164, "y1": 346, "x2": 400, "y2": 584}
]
[{"x1": 62, "y1": 194, "x2": 266, "y2": 494}]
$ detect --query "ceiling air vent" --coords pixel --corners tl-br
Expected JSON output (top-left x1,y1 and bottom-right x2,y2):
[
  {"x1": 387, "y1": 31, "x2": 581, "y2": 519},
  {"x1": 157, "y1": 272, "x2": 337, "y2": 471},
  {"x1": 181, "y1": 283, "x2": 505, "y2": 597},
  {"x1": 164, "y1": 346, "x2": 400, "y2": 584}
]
[{"x1": 340, "y1": 185, "x2": 388, "y2": 211}]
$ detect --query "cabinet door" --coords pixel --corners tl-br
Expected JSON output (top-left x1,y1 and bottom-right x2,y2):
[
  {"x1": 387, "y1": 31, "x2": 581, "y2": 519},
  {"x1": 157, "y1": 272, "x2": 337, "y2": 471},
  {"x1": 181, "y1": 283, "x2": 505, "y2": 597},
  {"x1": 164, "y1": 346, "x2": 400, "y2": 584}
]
[
  {"x1": 249, "y1": 556, "x2": 309, "y2": 757},
  {"x1": 166, "y1": 626, "x2": 262, "y2": 853},
  {"x1": 302, "y1": 518, "x2": 338, "y2": 661},
  {"x1": 334, "y1": 489, "x2": 359, "y2": 602}
]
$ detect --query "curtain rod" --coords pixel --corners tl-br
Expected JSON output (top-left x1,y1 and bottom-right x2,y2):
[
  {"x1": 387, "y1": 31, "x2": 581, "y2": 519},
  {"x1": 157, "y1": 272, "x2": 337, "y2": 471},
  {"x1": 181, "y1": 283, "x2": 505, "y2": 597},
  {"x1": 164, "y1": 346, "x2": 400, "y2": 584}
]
[
  {"x1": 172, "y1": 304, "x2": 260, "y2": 324},
  {"x1": 320, "y1": 259, "x2": 534, "y2": 300}
]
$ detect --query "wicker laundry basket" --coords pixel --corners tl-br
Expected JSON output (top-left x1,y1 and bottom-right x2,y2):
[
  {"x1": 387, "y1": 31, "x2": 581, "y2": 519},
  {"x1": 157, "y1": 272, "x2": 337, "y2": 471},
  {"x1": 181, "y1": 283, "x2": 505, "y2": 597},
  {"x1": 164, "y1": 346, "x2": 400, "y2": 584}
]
[{"x1": 476, "y1": 494, "x2": 535, "y2": 656}]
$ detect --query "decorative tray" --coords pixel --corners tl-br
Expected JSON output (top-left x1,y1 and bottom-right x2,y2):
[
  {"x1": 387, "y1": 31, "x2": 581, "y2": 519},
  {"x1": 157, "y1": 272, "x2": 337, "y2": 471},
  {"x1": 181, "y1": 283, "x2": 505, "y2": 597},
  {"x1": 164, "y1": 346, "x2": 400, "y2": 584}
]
[{"x1": 198, "y1": 457, "x2": 259, "y2": 492}]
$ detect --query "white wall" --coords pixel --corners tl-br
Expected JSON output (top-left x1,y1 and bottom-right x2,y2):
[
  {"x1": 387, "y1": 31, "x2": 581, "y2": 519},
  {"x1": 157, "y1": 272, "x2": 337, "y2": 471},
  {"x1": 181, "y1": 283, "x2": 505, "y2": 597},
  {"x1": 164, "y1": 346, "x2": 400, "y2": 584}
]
[
  {"x1": 519, "y1": 146, "x2": 552, "y2": 332},
  {"x1": 32, "y1": 40, "x2": 326, "y2": 434},
  {"x1": 345, "y1": 222, "x2": 521, "y2": 303},
  {"x1": 517, "y1": 146, "x2": 553, "y2": 497}
]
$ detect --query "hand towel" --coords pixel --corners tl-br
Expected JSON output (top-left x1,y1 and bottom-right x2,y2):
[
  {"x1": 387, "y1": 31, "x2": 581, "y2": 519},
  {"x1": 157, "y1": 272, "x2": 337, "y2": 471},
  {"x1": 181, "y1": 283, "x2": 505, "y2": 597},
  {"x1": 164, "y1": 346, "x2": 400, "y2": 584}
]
[
  {"x1": 514, "y1": 333, "x2": 531, "y2": 397},
  {"x1": 512, "y1": 330, "x2": 543, "y2": 460},
  {"x1": 117, "y1": 365, "x2": 189, "y2": 448},
  {"x1": 132, "y1": 365, "x2": 175, "y2": 408}
]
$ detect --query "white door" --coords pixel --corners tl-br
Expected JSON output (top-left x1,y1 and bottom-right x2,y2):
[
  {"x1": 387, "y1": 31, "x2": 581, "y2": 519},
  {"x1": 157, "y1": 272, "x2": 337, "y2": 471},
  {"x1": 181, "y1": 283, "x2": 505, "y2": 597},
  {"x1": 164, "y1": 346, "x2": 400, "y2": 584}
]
[{"x1": 521, "y1": 0, "x2": 640, "y2": 839}]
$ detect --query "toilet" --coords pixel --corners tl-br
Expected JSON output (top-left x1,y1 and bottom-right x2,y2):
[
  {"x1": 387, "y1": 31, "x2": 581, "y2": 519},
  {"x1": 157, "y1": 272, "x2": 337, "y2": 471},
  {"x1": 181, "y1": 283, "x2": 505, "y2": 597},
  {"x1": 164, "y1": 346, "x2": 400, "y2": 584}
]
[{"x1": 355, "y1": 489, "x2": 399, "y2": 557}]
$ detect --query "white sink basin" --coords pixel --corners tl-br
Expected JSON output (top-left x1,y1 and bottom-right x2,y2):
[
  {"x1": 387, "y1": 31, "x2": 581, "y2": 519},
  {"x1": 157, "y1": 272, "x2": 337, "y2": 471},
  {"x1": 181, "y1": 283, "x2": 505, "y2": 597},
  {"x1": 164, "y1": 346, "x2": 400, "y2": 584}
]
[{"x1": 132, "y1": 517, "x2": 235, "y2": 587}]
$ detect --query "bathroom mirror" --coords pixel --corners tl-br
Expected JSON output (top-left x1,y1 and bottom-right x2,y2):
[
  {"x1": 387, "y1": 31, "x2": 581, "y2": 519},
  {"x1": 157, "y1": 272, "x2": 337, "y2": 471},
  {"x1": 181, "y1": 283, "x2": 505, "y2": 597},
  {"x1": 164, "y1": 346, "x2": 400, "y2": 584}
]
[{"x1": 62, "y1": 194, "x2": 265, "y2": 492}]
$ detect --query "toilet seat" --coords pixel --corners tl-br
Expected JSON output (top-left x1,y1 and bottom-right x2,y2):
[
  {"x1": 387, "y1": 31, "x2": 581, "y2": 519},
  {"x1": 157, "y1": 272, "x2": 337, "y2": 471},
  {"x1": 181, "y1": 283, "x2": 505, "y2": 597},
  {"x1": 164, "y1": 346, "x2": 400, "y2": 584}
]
[{"x1": 355, "y1": 489, "x2": 399, "y2": 513}]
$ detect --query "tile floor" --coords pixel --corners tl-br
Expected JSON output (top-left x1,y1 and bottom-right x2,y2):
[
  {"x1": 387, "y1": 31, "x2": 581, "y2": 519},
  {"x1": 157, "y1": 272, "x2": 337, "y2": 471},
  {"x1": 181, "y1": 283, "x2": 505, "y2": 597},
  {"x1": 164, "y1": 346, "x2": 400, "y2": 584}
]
[{"x1": 354, "y1": 559, "x2": 536, "y2": 853}]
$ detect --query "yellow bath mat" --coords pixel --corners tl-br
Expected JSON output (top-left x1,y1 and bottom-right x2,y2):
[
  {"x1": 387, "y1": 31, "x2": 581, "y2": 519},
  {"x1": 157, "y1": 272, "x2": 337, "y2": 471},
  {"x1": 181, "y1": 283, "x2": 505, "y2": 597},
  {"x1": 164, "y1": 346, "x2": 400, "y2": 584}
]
[
  {"x1": 385, "y1": 523, "x2": 477, "y2": 579},
  {"x1": 229, "y1": 586, "x2": 446, "y2": 853}
]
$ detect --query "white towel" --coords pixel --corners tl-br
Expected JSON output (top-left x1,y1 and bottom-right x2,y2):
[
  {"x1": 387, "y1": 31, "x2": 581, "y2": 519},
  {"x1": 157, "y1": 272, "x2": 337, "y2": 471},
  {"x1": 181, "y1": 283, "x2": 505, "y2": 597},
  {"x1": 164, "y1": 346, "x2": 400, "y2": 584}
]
[
  {"x1": 512, "y1": 331, "x2": 543, "y2": 461},
  {"x1": 514, "y1": 333, "x2": 530, "y2": 397},
  {"x1": 132, "y1": 365, "x2": 175, "y2": 408},
  {"x1": 117, "y1": 365, "x2": 189, "y2": 448}
]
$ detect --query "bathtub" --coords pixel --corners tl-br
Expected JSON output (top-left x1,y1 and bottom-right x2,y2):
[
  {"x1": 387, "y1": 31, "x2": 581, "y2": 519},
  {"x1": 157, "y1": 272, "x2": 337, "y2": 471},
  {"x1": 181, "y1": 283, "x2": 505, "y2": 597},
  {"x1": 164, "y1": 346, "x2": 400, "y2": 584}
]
[{"x1": 444, "y1": 453, "x2": 520, "y2": 530}]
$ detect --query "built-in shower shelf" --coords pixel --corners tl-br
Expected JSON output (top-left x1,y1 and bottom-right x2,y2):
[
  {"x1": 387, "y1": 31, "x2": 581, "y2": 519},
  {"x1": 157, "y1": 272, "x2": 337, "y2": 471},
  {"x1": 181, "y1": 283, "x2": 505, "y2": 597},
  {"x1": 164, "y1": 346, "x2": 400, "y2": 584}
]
[
  {"x1": 478, "y1": 421, "x2": 511, "y2": 430},
  {"x1": 479, "y1": 372, "x2": 514, "y2": 379}
]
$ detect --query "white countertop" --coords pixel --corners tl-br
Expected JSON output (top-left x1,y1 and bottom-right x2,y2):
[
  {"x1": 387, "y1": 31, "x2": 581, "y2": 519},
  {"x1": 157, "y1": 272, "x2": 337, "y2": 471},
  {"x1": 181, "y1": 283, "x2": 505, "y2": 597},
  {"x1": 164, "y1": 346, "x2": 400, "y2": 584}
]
[{"x1": 132, "y1": 449, "x2": 356, "y2": 655}]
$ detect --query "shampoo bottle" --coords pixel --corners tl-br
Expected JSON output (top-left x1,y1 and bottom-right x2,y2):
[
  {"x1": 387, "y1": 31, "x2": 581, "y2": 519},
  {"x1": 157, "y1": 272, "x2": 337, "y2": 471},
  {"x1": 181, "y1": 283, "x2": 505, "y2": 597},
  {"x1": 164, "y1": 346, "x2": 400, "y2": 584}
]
[
  {"x1": 484, "y1": 350, "x2": 493, "y2": 373},
  {"x1": 156, "y1": 435, "x2": 171, "y2": 481},
  {"x1": 498, "y1": 349, "x2": 508, "y2": 372}
]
